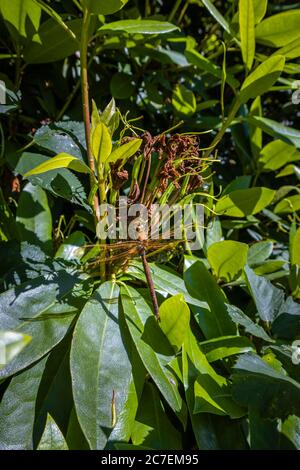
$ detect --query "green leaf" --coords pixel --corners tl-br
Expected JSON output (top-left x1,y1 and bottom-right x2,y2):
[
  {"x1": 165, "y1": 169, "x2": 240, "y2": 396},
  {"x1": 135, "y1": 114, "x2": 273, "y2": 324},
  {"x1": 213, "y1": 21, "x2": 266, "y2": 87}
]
[
  {"x1": 248, "y1": 241, "x2": 273, "y2": 266},
  {"x1": 16, "y1": 182, "x2": 52, "y2": 255},
  {"x1": 184, "y1": 261, "x2": 236, "y2": 338},
  {"x1": 244, "y1": 266, "x2": 285, "y2": 322},
  {"x1": 274, "y1": 37, "x2": 300, "y2": 60},
  {"x1": 258, "y1": 140, "x2": 300, "y2": 172},
  {"x1": 131, "y1": 383, "x2": 182, "y2": 450},
  {"x1": 70, "y1": 282, "x2": 135, "y2": 450},
  {"x1": 239, "y1": 0, "x2": 255, "y2": 71},
  {"x1": 276, "y1": 164, "x2": 300, "y2": 179},
  {"x1": 98, "y1": 20, "x2": 179, "y2": 35},
  {"x1": 216, "y1": 187, "x2": 275, "y2": 217},
  {"x1": 271, "y1": 296, "x2": 300, "y2": 339},
  {"x1": 199, "y1": 336, "x2": 255, "y2": 362},
  {"x1": 291, "y1": 227, "x2": 300, "y2": 266},
  {"x1": 201, "y1": 0, "x2": 232, "y2": 34},
  {"x1": 249, "y1": 96, "x2": 262, "y2": 158},
  {"x1": 0, "y1": 330, "x2": 31, "y2": 368},
  {"x1": 252, "y1": 0, "x2": 267, "y2": 24},
  {"x1": 0, "y1": 269, "x2": 82, "y2": 379},
  {"x1": 121, "y1": 284, "x2": 182, "y2": 414},
  {"x1": 247, "y1": 116, "x2": 300, "y2": 149},
  {"x1": 172, "y1": 84, "x2": 196, "y2": 117},
  {"x1": 24, "y1": 18, "x2": 81, "y2": 64},
  {"x1": 226, "y1": 304, "x2": 274, "y2": 343},
  {"x1": 107, "y1": 138, "x2": 142, "y2": 164},
  {"x1": 159, "y1": 294, "x2": 190, "y2": 353},
  {"x1": 91, "y1": 122, "x2": 112, "y2": 163},
  {"x1": 0, "y1": 0, "x2": 41, "y2": 42},
  {"x1": 81, "y1": 0, "x2": 128, "y2": 15},
  {"x1": 207, "y1": 240, "x2": 249, "y2": 282},
  {"x1": 232, "y1": 353, "x2": 300, "y2": 419},
  {"x1": 110, "y1": 72, "x2": 135, "y2": 100},
  {"x1": 256, "y1": 10, "x2": 300, "y2": 48},
  {"x1": 274, "y1": 194, "x2": 300, "y2": 214},
  {"x1": 23, "y1": 153, "x2": 91, "y2": 177},
  {"x1": 0, "y1": 357, "x2": 47, "y2": 449},
  {"x1": 38, "y1": 414, "x2": 68, "y2": 450},
  {"x1": 239, "y1": 55, "x2": 285, "y2": 103},
  {"x1": 99, "y1": 98, "x2": 120, "y2": 135}
]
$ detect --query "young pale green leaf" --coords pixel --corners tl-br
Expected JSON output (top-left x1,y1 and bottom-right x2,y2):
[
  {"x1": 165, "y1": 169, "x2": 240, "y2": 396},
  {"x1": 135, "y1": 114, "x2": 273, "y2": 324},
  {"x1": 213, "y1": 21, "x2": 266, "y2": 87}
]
[
  {"x1": 239, "y1": 55, "x2": 285, "y2": 103},
  {"x1": 239, "y1": 0, "x2": 255, "y2": 71},
  {"x1": 256, "y1": 10, "x2": 300, "y2": 47},
  {"x1": 100, "y1": 98, "x2": 120, "y2": 135},
  {"x1": 81, "y1": 0, "x2": 128, "y2": 15},
  {"x1": 172, "y1": 84, "x2": 196, "y2": 117},
  {"x1": 23, "y1": 153, "x2": 91, "y2": 177},
  {"x1": 0, "y1": 357, "x2": 47, "y2": 449},
  {"x1": 252, "y1": 0, "x2": 267, "y2": 24},
  {"x1": 159, "y1": 294, "x2": 190, "y2": 353},
  {"x1": 276, "y1": 164, "x2": 300, "y2": 179},
  {"x1": 207, "y1": 240, "x2": 249, "y2": 282},
  {"x1": 70, "y1": 282, "x2": 135, "y2": 450},
  {"x1": 121, "y1": 285, "x2": 182, "y2": 414},
  {"x1": 98, "y1": 20, "x2": 179, "y2": 35},
  {"x1": 91, "y1": 122, "x2": 112, "y2": 163},
  {"x1": 38, "y1": 414, "x2": 68, "y2": 450},
  {"x1": 216, "y1": 187, "x2": 275, "y2": 217},
  {"x1": 107, "y1": 138, "x2": 142, "y2": 164},
  {"x1": 258, "y1": 140, "x2": 300, "y2": 172},
  {"x1": 274, "y1": 195, "x2": 300, "y2": 214},
  {"x1": 16, "y1": 182, "x2": 52, "y2": 255},
  {"x1": 199, "y1": 336, "x2": 255, "y2": 363},
  {"x1": 0, "y1": 330, "x2": 31, "y2": 369},
  {"x1": 0, "y1": 0, "x2": 41, "y2": 42}
]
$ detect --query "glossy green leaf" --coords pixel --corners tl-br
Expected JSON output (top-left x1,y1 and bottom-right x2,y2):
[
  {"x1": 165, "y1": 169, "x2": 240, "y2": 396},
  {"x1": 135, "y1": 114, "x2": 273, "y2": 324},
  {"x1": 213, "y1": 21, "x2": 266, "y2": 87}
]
[
  {"x1": 0, "y1": 0, "x2": 41, "y2": 42},
  {"x1": 131, "y1": 383, "x2": 182, "y2": 449},
  {"x1": 252, "y1": 0, "x2": 267, "y2": 24},
  {"x1": 99, "y1": 98, "x2": 120, "y2": 135},
  {"x1": 82, "y1": 0, "x2": 128, "y2": 15},
  {"x1": 16, "y1": 182, "x2": 52, "y2": 255},
  {"x1": 256, "y1": 10, "x2": 300, "y2": 47},
  {"x1": 0, "y1": 357, "x2": 47, "y2": 449},
  {"x1": 247, "y1": 116, "x2": 300, "y2": 149},
  {"x1": 258, "y1": 140, "x2": 300, "y2": 171},
  {"x1": 121, "y1": 284, "x2": 182, "y2": 414},
  {"x1": 172, "y1": 84, "x2": 196, "y2": 116},
  {"x1": 249, "y1": 96, "x2": 262, "y2": 158},
  {"x1": 23, "y1": 153, "x2": 91, "y2": 178},
  {"x1": 208, "y1": 240, "x2": 249, "y2": 282},
  {"x1": 159, "y1": 294, "x2": 190, "y2": 353},
  {"x1": 24, "y1": 19, "x2": 81, "y2": 64},
  {"x1": 216, "y1": 187, "x2": 275, "y2": 217},
  {"x1": 232, "y1": 353, "x2": 300, "y2": 419},
  {"x1": 201, "y1": 0, "x2": 231, "y2": 34},
  {"x1": 70, "y1": 282, "x2": 134, "y2": 450},
  {"x1": 291, "y1": 227, "x2": 300, "y2": 266},
  {"x1": 239, "y1": 55, "x2": 285, "y2": 103},
  {"x1": 184, "y1": 261, "x2": 236, "y2": 338},
  {"x1": 107, "y1": 138, "x2": 142, "y2": 164},
  {"x1": 199, "y1": 336, "x2": 255, "y2": 362},
  {"x1": 92, "y1": 122, "x2": 112, "y2": 163},
  {"x1": 38, "y1": 414, "x2": 68, "y2": 450},
  {"x1": 239, "y1": 0, "x2": 255, "y2": 71},
  {"x1": 98, "y1": 20, "x2": 179, "y2": 35},
  {"x1": 244, "y1": 266, "x2": 285, "y2": 322},
  {"x1": 274, "y1": 37, "x2": 300, "y2": 60},
  {"x1": 0, "y1": 330, "x2": 31, "y2": 368},
  {"x1": 274, "y1": 194, "x2": 300, "y2": 214},
  {"x1": 226, "y1": 304, "x2": 274, "y2": 342},
  {"x1": 248, "y1": 241, "x2": 273, "y2": 266}
]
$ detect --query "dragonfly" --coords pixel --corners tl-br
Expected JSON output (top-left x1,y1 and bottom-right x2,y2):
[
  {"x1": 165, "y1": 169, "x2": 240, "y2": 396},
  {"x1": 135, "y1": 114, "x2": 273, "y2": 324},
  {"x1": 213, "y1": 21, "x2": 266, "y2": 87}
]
[{"x1": 76, "y1": 231, "x2": 187, "y2": 321}]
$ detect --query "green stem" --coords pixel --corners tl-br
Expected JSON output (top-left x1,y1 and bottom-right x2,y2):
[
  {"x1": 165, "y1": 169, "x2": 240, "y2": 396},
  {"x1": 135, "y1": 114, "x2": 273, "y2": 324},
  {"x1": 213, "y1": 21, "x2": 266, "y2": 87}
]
[{"x1": 168, "y1": 0, "x2": 182, "y2": 22}]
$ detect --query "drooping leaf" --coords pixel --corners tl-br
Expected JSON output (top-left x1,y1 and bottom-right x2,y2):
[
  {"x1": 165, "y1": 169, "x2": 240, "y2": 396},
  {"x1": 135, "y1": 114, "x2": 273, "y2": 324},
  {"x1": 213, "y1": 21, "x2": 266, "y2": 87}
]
[
  {"x1": 216, "y1": 187, "x2": 275, "y2": 217},
  {"x1": 23, "y1": 153, "x2": 91, "y2": 177},
  {"x1": 226, "y1": 304, "x2": 274, "y2": 343},
  {"x1": 247, "y1": 116, "x2": 300, "y2": 149},
  {"x1": 207, "y1": 240, "x2": 249, "y2": 282}
]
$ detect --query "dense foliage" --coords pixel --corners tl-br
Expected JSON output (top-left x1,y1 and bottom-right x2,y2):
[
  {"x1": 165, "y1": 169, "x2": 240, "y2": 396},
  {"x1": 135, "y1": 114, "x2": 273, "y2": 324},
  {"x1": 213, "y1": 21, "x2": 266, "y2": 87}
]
[{"x1": 1, "y1": 0, "x2": 300, "y2": 450}]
